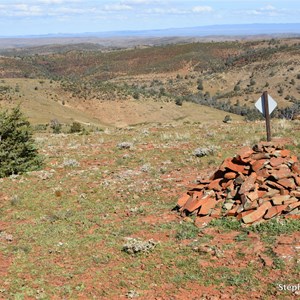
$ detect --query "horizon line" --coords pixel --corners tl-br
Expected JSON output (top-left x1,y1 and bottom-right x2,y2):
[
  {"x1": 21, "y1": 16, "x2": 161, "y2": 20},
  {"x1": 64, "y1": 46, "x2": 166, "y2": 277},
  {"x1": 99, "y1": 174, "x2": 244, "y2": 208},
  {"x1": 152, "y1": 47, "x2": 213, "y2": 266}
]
[{"x1": 1, "y1": 22, "x2": 300, "y2": 39}]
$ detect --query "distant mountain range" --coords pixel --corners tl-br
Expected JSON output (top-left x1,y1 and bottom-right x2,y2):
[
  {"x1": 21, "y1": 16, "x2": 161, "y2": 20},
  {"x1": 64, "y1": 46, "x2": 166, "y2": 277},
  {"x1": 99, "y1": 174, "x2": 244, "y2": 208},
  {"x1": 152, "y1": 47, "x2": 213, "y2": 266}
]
[
  {"x1": 0, "y1": 23, "x2": 299, "y2": 50},
  {"x1": 3, "y1": 23, "x2": 300, "y2": 39}
]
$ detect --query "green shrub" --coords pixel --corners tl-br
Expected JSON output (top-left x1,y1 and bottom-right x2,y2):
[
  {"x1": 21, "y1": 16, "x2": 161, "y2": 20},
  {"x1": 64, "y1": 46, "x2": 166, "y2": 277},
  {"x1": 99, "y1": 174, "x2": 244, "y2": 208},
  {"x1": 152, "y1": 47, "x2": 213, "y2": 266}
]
[
  {"x1": 175, "y1": 97, "x2": 183, "y2": 106},
  {"x1": 197, "y1": 79, "x2": 204, "y2": 91},
  {"x1": 0, "y1": 107, "x2": 43, "y2": 177},
  {"x1": 50, "y1": 119, "x2": 62, "y2": 134},
  {"x1": 133, "y1": 91, "x2": 139, "y2": 100},
  {"x1": 69, "y1": 121, "x2": 82, "y2": 133},
  {"x1": 234, "y1": 85, "x2": 240, "y2": 92},
  {"x1": 223, "y1": 115, "x2": 232, "y2": 123}
]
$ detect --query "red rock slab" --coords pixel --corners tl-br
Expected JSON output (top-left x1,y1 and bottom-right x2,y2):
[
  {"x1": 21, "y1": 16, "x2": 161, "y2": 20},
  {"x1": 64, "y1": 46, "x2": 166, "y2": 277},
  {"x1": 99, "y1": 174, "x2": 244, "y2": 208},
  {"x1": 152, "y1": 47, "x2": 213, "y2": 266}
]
[
  {"x1": 251, "y1": 159, "x2": 268, "y2": 172},
  {"x1": 192, "y1": 190, "x2": 205, "y2": 199},
  {"x1": 227, "y1": 205, "x2": 239, "y2": 216},
  {"x1": 256, "y1": 168, "x2": 270, "y2": 178},
  {"x1": 198, "y1": 197, "x2": 218, "y2": 215},
  {"x1": 182, "y1": 193, "x2": 214, "y2": 213},
  {"x1": 242, "y1": 201, "x2": 272, "y2": 224},
  {"x1": 258, "y1": 197, "x2": 273, "y2": 206},
  {"x1": 220, "y1": 157, "x2": 247, "y2": 174},
  {"x1": 284, "y1": 201, "x2": 300, "y2": 212},
  {"x1": 237, "y1": 209, "x2": 256, "y2": 221},
  {"x1": 285, "y1": 214, "x2": 300, "y2": 219},
  {"x1": 239, "y1": 172, "x2": 257, "y2": 194},
  {"x1": 290, "y1": 190, "x2": 300, "y2": 198},
  {"x1": 215, "y1": 191, "x2": 226, "y2": 200},
  {"x1": 266, "y1": 180, "x2": 286, "y2": 191},
  {"x1": 177, "y1": 193, "x2": 191, "y2": 207},
  {"x1": 208, "y1": 178, "x2": 223, "y2": 191},
  {"x1": 222, "y1": 179, "x2": 234, "y2": 189},
  {"x1": 263, "y1": 189, "x2": 279, "y2": 199},
  {"x1": 252, "y1": 143, "x2": 265, "y2": 152},
  {"x1": 281, "y1": 189, "x2": 291, "y2": 195},
  {"x1": 188, "y1": 183, "x2": 207, "y2": 191},
  {"x1": 259, "y1": 253, "x2": 273, "y2": 267},
  {"x1": 251, "y1": 152, "x2": 271, "y2": 160},
  {"x1": 294, "y1": 176, "x2": 300, "y2": 186},
  {"x1": 269, "y1": 166, "x2": 292, "y2": 180},
  {"x1": 224, "y1": 172, "x2": 237, "y2": 180},
  {"x1": 272, "y1": 150, "x2": 283, "y2": 157},
  {"x1": 277, "y1": 178, "x2": 296, "y2": 190},
  {"x1": 234, "y1": 174, "x2": 245, "y2": 185},
  {"x1": 290, "y1": 155, "x2": 298, "y2": 163},
  {"x1": 283, "y1": 198, "x2": 299, "y2": 205},
  {"x1": 246, "y1": 189, "x2": 260, "y2": 202},
  {"x1": 257, "y1": 190, "x2": 267, "y2": 198},
  {"x1": 280, "y1": 149, "x2": 291, "y2": 158},
  {"x1": 236, "y1": 146, "x2": 254, "y2": 163},
  {"x1": 194, "y1": 215, "x2": 212, "y2": 228},
  {"x1": 292, "y1": 163, "x2": 300, "y2": 174},
  {"x1": 244, "y1": 199, "x2": 259, "y2": 211},
  {"x1": 196, "y1": 178, "x2": 211, "y2": 184},
  {"x1": 263, "y1": 146, "x2": 277, "y2": 154},
  {"x1": 264, "y1": 204, "x2": 288, "y2": 219},
  {"x1": 272, "y1": 195, "x2": 291, "y2": 205},
  {"x1": 269, "y1": 156, "x2": 286, "y2": 167}
]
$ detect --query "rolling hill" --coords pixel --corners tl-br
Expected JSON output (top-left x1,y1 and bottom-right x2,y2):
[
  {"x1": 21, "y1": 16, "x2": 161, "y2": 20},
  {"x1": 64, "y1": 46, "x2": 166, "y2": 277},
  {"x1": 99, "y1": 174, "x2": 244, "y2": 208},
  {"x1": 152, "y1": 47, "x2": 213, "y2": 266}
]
[{"x1": 0, "y1": 37, "x2": 299, "y2": 126}]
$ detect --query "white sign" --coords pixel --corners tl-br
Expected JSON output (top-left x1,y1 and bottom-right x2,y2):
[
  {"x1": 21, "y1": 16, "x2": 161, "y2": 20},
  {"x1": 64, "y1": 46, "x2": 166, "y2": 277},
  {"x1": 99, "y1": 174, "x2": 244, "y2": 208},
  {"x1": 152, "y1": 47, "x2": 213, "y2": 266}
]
[{"x1": 255, "y1": 94, "x2": 277, "y2": 115}]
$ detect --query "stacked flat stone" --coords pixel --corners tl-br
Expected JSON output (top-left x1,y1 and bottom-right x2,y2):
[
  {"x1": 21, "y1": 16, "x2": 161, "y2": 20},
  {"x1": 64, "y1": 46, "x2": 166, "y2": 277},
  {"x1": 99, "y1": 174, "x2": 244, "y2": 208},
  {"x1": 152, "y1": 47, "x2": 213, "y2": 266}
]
[{"x1": 176, "y1": 142, "x2": 300, "y2": 226}]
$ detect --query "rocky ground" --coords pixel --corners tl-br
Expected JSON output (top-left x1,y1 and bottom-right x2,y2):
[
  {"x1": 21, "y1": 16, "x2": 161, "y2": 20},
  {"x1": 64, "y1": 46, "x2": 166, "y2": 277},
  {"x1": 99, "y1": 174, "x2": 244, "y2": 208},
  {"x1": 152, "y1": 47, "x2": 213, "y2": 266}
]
[{"x1": 0, "y1": 119, "x2": 299, "y2": 299}]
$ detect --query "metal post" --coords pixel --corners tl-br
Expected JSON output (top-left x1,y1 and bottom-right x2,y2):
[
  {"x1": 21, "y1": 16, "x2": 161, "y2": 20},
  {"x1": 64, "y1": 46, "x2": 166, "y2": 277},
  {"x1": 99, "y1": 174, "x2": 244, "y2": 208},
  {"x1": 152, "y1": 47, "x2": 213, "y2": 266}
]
[{"x1": 263, "y1": 91, "x2": 271, "y2": 142}]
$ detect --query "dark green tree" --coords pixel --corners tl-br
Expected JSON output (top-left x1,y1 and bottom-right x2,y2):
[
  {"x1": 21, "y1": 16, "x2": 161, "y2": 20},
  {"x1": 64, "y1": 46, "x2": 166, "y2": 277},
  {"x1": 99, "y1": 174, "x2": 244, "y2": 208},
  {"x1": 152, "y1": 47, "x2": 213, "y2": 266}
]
[
  {"x1": 0, "y1": 107, "x2": 43, "y2": 177},
  {"x1": 197, "y1": 79, "x2": 204, "y2": 91},
  {"x1": 69, "y1": 121, "x2": 82, "y2": 133}
]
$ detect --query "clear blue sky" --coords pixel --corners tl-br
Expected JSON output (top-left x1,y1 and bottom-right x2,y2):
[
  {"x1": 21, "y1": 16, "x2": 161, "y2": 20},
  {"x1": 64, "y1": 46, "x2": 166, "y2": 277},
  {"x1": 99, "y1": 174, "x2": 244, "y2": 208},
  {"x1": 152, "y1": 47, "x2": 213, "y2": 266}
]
[{"x1": 0, "y1": 0, "x2": 299, "y2": 36}]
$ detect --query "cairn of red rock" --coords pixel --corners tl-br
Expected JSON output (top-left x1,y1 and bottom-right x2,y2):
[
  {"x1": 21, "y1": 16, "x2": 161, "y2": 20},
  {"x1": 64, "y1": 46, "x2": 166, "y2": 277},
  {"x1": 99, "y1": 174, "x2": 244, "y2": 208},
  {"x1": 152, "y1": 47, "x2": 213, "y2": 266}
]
[{"x1": 176, "y1": 142, "x2": 300, "y2": 226}]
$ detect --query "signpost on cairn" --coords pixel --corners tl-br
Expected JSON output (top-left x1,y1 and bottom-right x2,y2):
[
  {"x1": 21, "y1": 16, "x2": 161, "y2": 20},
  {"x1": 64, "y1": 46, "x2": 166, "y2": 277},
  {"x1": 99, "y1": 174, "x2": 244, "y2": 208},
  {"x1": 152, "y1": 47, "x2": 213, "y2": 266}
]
[{"x1": 255, "y1": 91, "x2": 277, "y2": 142}]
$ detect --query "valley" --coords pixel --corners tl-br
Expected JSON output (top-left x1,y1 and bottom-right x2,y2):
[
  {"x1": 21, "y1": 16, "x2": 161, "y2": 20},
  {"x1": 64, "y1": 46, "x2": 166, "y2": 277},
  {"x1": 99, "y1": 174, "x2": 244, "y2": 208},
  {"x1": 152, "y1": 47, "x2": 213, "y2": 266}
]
[{"x1": 0, "y1": 37, "x2": 299, "y2": 127}]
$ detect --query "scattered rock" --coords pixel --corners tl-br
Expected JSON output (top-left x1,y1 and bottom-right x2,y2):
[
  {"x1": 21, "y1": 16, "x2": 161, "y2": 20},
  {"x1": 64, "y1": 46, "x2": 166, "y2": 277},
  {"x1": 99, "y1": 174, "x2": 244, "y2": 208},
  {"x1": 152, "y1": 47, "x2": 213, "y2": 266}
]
[
  {"x1": 140, "y1": 164, "x2": 151, "y2": 172},
  {"x1": 259, "y1": 253, "x2": 273, "y2": 267},
  {"x1": 126, "y1": 290, "x2": 140, "y2": 299},
  {"x1": 122, "y1": 238, "x2": 157, "y2": 255},
  {"x1": 194, "y1": 146, "x2": 217, "y2": 157},
  {"x1": 117, "y1": 142, "x2": 133, "y2": 150},
  {"x1": 62, "y1": 158, "x2": 80, "y2": 167},
  {"x1": 0, "y1": 231, "x2": 13, "y2": 242}
]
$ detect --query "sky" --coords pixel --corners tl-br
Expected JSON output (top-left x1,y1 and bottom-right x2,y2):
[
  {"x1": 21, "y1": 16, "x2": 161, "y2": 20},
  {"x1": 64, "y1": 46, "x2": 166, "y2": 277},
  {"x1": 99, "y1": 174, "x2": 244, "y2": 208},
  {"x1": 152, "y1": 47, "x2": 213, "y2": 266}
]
[{"x1": 0, "y1": 0, "x2": 299, "y2": 36}]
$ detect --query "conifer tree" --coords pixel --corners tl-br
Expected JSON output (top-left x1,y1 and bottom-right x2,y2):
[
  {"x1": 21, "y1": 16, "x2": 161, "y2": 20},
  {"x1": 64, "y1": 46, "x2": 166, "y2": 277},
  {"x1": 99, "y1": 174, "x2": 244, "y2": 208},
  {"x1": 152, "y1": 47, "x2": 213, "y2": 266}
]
[{"x1": 0, "y1": 107, "x2": 43, "y2": 177}]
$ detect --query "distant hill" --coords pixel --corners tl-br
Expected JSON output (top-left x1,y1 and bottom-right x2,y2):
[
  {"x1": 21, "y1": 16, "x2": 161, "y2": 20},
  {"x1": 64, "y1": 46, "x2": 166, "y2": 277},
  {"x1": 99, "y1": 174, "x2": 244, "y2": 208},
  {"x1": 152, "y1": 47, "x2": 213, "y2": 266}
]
[
  {"x1": 82, "y1": 23, "x2": 300, "y2": 38},
  {"x1": 5, "y1": 23, "x2": 300, "y2": 38},
  {"x1": 0, "y1": 23, "x2": 299, "y2": 49}
]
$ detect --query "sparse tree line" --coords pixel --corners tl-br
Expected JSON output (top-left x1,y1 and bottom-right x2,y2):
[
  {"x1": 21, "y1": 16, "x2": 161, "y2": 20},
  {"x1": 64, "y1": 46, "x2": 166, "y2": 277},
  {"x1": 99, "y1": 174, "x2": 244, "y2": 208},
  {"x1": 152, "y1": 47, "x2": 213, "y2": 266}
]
[
  {"x1": 58, "y1": 74, "x2": 300, "y2": 121},
  {"x1": 185, "y1": 91, "x2": 300, "y2": 121},
  {"x1": 224, "y1": 42, "x2": 300, "y2": 69}
]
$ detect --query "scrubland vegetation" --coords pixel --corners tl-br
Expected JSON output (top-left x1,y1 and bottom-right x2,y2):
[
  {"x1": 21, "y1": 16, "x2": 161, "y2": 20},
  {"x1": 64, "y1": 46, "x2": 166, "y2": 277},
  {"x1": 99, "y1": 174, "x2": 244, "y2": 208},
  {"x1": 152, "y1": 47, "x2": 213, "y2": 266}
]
[{"x1": 0, "y1": 37, "x2": 299, "y2": 299}]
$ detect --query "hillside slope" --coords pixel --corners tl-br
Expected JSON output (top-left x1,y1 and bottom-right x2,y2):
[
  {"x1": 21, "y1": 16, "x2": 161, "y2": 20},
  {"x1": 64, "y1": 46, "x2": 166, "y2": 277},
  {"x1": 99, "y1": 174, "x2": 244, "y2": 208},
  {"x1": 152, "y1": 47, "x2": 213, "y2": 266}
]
[
  {"x1": 0, "y1": 38, "x2": 299, "y2": 125},
  {"x1": 0, "y1": 78, "x2": 240, "y2": 126}
]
